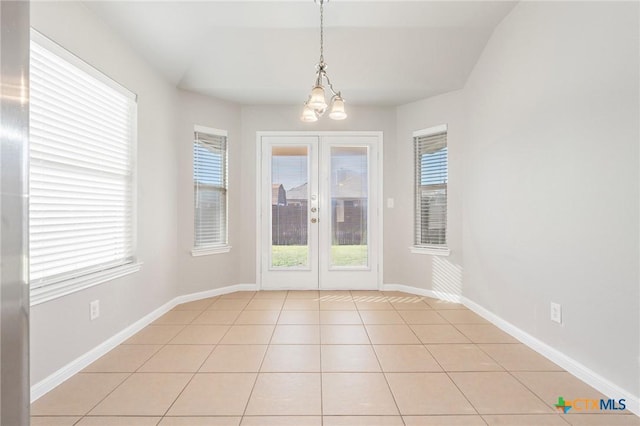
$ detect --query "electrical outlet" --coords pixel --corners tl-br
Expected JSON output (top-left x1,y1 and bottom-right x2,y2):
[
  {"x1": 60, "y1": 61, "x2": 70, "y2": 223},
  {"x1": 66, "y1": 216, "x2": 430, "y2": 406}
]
[
  {"x1": 550, "y1": 302, "x2": 562, "y2": 324},
  {"x1": 387, "y1": 198, "x2": 395, "y2": 208},
  {"x1": 90, "y1": 300, "x2": 100, "y2": 320}
]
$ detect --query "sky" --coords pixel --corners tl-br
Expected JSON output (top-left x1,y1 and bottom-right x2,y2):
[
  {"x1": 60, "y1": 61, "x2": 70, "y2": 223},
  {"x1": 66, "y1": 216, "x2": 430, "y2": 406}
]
[{"x1": 272, "y1": 148, "x2": 368, "y2": 192}]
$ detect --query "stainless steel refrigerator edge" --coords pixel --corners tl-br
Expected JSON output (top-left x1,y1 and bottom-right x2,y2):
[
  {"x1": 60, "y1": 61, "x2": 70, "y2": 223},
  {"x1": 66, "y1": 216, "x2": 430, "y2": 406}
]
[{"x1": 1, "y1": 1, "x2": 31, "y2": 424}]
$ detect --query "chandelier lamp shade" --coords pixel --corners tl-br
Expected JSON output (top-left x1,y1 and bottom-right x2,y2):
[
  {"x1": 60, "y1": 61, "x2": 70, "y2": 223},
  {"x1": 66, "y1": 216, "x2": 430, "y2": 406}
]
[{"x1": 301, "y1": 0, "x2": 347, "y2": 122}]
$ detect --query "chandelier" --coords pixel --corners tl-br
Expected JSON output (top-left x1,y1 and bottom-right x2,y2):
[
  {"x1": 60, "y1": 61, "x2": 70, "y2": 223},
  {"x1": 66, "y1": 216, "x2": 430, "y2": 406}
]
[{"x1": 300, "y1": 0, "x2": 347, "y2": 122}]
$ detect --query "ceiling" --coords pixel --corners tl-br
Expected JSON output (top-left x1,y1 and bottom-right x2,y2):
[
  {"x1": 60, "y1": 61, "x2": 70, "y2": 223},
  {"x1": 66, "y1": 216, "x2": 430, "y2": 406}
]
[{"x1": 83, "y1": 1, "x2": 517, "y2": 106}]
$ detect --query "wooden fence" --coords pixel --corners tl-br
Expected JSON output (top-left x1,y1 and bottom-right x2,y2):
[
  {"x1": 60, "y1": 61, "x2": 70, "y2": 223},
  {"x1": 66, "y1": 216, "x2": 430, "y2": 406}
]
[{"x1": 272, "y1": 201, "x2": 367, "y2": 245}]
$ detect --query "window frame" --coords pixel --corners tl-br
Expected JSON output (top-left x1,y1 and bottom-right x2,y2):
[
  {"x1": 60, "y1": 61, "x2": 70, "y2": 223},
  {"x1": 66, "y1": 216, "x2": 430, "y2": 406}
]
[
  {"x1": 191, "y1": 125, "x2": 231, "y2": 256},
  {"x1": 29, "y1": 30, "x2": 141, "y2": 305},
  {"x1": 411, "y1": 124, "x2": 450, "y2": 256}
]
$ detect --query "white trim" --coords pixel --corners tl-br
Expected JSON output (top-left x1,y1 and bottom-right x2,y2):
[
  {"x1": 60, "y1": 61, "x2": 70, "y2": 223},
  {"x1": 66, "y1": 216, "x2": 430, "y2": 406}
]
[
  {"x1": 30, "y1": 283, "x2": 258, "y2": 403},
  {"x1": 382, "y1": 283, "x2": 462, "y2": 303},
  {"x1": 194, "y1": 124, "x2": 227, "y2": 137},
  {"x1": 29, "y1": 36, "x2": 139, "y2": 304},
  {"x1": 463, "y1": 297, "x2": 640, "y2": 416},
  {"x1": 31, "y1": 280, "x2": 640, "y2": 417},
  {"x1": 413, "y1": 125, "x2": 448, "y2": 249},
  {"x1": 191, "y1": 245, "x2": 232, "y2": 256},
  {"x1": 410, "y1": 245, "x2": 451, "y2": 256},
  {"x1": 30, "y1": 290, "x2": 172, "y2": 402},
  {"x1": 30, "y1": 29, "x2": 136, "y2": 101},
  {"x1": 256, "y1": 133, "x2": 262, "y2": 290},
  {"x1": 255, "y1": 131, "x2": 384, "y2": 291},
  {"x1": 193, "y1": 127, "x2": 229, "y2": 248},
  {"x1": 131, "y1": 103, "x2": 139, "y2": 275},
  {"x1": 376, "y1": 132, "x2": 384, "y2": 291},
  {"x1": 382, "y1": 283, "x2": 639, "y2": 417},
  {"x1": 174, "y1": 283, "x2": 258, "y2": 305},
  {"x1": 413, "y1": 124, "x2": 447, "y2": 138},
  {"x1": 257, "y1": 131, "x2": 383, "y2": 138},
  {"x1": 30, "y1": 263, "x2": 142, "y2": 306}
]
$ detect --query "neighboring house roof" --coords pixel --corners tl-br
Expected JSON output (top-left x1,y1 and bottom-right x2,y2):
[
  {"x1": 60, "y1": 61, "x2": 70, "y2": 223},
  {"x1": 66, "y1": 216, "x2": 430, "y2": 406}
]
[
  {"x1": 286, "y1": 183, "x2": 308, "y2": 201},
  {"x1": 284, "y1": 173, "x2": 368, "y2": 201},
  {"x1": 333, "y1": 172, "x2": 367, "y2": 199},
  {"x1": 272, "y1": 184, "x2": 286, "y2": 205}
]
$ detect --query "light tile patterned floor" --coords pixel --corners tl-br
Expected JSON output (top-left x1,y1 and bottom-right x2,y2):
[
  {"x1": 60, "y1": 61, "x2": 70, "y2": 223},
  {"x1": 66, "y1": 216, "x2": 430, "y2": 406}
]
[{"x1": 31, "y1": 291, "x2": 640, "y2": 426}]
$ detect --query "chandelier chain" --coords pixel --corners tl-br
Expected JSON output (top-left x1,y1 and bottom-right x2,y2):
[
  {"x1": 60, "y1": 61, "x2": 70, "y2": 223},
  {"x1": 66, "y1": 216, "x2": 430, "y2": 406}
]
[
  {"x1": 301, "y1": 0, "x2": 346, "y2": 122},
  {"x1": 319, "y1": 0, "x2": 324, "y2": 64}
]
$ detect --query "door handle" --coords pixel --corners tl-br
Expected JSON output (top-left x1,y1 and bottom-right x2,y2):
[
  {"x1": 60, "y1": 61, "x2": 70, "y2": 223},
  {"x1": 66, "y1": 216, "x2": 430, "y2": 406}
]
[{"x1": 311, "y1": 218, "x2": 318, "y2": 224}]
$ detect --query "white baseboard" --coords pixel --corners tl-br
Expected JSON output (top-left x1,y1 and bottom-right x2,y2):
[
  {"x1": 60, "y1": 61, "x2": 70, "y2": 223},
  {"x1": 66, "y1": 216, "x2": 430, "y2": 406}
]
[
  {"x1": 382, "y1": 283, "x2": 462, "y2": 303},
  {"x1": 173, "y1": 283, "x2": 258, "y2": 305},
  {"x1": 462, "y1": 297, "x2": 640, "y2": 417},
  {"x1": 383, "y1": 283, "x2": 639, "y2": 416},
  {"x1": 31, "y1": 281, "x2": 640, "y2": 418},
  {"x1": 30, "y1": 283, "x2": 257, "y2": 403}
]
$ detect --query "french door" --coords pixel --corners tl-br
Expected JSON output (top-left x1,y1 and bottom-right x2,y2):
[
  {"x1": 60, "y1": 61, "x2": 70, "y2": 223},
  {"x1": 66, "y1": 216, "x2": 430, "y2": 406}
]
[{"x1": 259, "y1": 133, "x2": 380, "y2": 290}]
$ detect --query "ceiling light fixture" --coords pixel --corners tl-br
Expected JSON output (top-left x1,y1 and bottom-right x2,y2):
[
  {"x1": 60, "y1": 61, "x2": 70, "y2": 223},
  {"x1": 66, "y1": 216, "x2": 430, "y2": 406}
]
[{"x1": 301, "y1": 0, "x2": 347, "y2": 122}]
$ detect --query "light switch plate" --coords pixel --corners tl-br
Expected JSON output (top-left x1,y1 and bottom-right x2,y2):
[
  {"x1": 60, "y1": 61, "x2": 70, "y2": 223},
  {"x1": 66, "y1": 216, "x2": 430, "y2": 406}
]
[
  {"x1": 550, "y1": 302, "x2": 562, "y2": 324},
  {"x1": 90, "y1": 300, "x2": 100, "y2": 320}
]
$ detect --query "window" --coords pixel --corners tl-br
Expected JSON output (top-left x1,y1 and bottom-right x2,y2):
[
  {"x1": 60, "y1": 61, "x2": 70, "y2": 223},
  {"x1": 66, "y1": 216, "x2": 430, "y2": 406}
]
[
  {"x1": 29, "y1": 31, "x2": 138, "y2": 304},
  {"x1": 413, "y1": 125, "x2": 448, "y2": 253},
  {"x1": 192, "y1": 126, "x2": 229, "y2": 255}
]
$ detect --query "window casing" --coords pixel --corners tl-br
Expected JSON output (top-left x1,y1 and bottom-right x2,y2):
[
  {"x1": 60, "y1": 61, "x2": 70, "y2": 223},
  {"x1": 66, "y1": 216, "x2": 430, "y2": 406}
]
[
  {"x1": 414, "y1": 125, "x2": 448, "y2": 251},
  {"x1": 29, "y1": 31, "x2": 138, "y2": 304},
  {"x1": 193, "y1": 127, "x2": 229, "y2": 253}
]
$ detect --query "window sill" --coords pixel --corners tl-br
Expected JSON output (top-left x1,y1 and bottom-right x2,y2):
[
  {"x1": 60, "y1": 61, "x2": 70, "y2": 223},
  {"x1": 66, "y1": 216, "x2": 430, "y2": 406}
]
[
  {"x1": 191, "y1": 245, "x2": 232, "y2": 257},
  {"x1": 410, "y1": 246, "x2": 451, "y2": 256},
  {"x1": 30, "y1": 262, "x2": 142, "y2": 306}
]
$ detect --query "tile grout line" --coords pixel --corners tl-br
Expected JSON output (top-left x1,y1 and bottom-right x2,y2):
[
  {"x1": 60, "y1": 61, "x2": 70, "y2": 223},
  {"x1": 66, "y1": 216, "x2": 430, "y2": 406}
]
[
  {"x1": 505, "y1": 367, "x2": 576, "y2": 421},
  {"x1": 39, "y1": 291, "x2": 632, "y2": 424},
  {"x1": 352, "y1": 292, "x2": 406, "y2": 425},
  {"x1": 390, "y1": 294, "x2": 485, "y2": 422},
  {"x1": 320, "y1": 291, "x2": 358, "y2": 422},
  {"x1": 72, "y1": 317, "x2": 192, "y2": 424},
  {"x1": 318, "y1": 295, "x2": 324, "y2": 426},
  {"x1": 471, "y1": 340, "x2": 623, "y2": 418},
  {"x1": 158, "y1": 293, "x2": 249, "y2": 421},
  {"x1": 239, "y1": 290, "x2": 288, "y2": 423},
  {"x1": 420, "y1": 300, "x2": 574, "y2": 419},
  {"x1": 71, "y1": 298, "x2": 221, "y2": 425},
  {"x1": 445, "y1": 320, "x2": 568, "y2": 416},
  {"x1": 153, "y1": 292, "x2": 248, "y2": 423},
  {"x1": 425, "y1": 307, "x2": 500, "y2": 422}
]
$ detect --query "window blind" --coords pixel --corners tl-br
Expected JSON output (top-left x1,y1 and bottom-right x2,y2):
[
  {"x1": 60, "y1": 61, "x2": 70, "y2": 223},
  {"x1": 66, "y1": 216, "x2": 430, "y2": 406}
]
[
  {"x1": 29, "y1": 38, "x2": 137, "y2": 288},
  {"x1": 194, "y1": 131, "x2": 227, "y2": 247},
  {"x1": 414, "y1": 130, "x2": 448, "y2": 246}
]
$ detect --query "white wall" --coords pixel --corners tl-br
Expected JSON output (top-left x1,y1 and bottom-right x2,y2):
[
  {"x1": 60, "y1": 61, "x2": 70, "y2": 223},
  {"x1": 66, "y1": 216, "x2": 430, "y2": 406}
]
[
  {"x1": 30, "y1": 2, "x2": 180, "y2": 384},
  {"x1": 461, "y1": 1, "x2": 639, "y2": 397},
  {"x1": 239, "y1": 106, "x2": 397, "y2": 285},
  {"x1": 395, "y1": 90, "x2": 465, "y2": 294},
  {"x1": 30, "y1": 0, "x2": 639, "y2": 406},
  {"x1": 176, "y1": 89, "x2": 243, "y2": 294},
  {"x1": 394, "y1": 0, "x2": 639, "y2": 403}
]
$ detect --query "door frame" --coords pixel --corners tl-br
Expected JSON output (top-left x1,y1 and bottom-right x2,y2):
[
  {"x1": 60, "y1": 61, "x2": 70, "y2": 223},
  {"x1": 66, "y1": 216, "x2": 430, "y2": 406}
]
[{"x1": 255, "y1": 131, "x2": 384, "y2": 291}]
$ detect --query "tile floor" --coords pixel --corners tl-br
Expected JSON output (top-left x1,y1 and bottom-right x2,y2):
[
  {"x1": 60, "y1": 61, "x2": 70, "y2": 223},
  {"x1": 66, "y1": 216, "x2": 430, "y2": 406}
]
[{"x1": 31, "y1": 291, "x2": 640, "y2": 426}]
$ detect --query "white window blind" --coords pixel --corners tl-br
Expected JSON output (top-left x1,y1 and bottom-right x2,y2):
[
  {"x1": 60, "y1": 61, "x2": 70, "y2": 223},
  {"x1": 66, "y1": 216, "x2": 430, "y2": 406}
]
[
  {"x1": 194, "y1": 130, "x2": 228, "y2": 248},
  {"x1": 414, "y1": 128, "x2": 448, "y2": 247},
  {"x1": 29, "y1": 35, "x2": 137, "y2": 290}
]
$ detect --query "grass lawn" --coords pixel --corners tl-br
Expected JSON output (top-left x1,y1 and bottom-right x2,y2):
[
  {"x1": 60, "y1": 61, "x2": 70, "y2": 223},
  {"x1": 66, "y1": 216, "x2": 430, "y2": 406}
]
[
  {"x1": 272, "y1": 245, "x2": 368, "y2": 267},
  {"x1": 331, "y1": 245, "x2": 368, "y2": 266},
  {"x1": 271, "y1": 245, "x2": 309, "y2": 267}
]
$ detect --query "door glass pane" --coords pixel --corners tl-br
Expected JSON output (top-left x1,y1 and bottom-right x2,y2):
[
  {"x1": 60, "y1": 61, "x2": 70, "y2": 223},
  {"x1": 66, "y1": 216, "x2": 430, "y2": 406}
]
[
  {"x1": 330, "y1": 146, "x2": 368, "y2": 267},
  {"x1": 271, "y1": 146, "x2": 309, "y2": 268}
]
